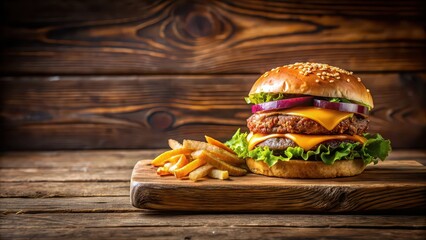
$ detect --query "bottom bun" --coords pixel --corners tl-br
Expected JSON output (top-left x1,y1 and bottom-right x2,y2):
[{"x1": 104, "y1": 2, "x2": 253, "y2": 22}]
[{"x1": 246, "y1": 158, "x2": 366, "y2": 178}]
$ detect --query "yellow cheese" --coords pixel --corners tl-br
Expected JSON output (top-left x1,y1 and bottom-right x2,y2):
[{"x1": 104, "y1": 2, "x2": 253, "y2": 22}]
[
  {"x1": 247, "y1": 132, "x2": 367, "y2": 151},
  {"x1": 260, "y1": 107, "x2": 354, "y2": 131}
]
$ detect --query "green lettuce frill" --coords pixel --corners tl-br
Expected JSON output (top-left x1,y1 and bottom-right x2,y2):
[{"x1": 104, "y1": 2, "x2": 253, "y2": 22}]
[
  {"x1": 225, "y1": 129, "x2": 391, "y2": 167},
  {"x1": 244, "y1": 93, "x2": 370, "y2": 109}
]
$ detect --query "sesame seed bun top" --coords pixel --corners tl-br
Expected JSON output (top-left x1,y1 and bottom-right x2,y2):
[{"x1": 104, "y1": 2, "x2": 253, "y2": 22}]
[{"x1": 249, "y1": 62, "x2": 374, "y2": 108}]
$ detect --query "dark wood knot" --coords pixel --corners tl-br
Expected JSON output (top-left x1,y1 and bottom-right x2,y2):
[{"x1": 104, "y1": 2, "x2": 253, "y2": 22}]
[
  {"x1": 147, "y1": 110, "x2": 174, "y2": 131},
  {"x1": 184, "y1": 11, "x2": 214, "y2": 38},
  {"x1": 169, "y1": 0, "x2": 232, "y2": 43}
]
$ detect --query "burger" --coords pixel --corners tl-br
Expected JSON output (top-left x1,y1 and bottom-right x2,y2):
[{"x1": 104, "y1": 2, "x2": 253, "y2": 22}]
[{"x1": 226, "y1": 62, "x2": 391, "y2": 178}]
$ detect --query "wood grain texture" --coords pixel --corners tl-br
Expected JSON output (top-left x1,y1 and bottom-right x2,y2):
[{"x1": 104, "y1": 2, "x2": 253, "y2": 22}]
[
  {"x1": 1, "y1": 227, "x2": 425, "y2": 240},
  {"x1": 0, "y1": 182, "x2": 130, "y2": 198},
  {"x1": 0, "y1": 150, "x2": 160, "y2": 168},
  {"x1": 0, "y1": 197, "x2": 136, "y2": 214},
  {"x1": 0, "y1": 150, "x2": 425, "y2": 239},
  {"x1": 1, "y1": 212, "x2": 425, "y2": 229},
  {"x1": 0, "y1": 168, "x2": 132, "y2": 182},
  {"x1": 131, "y1": 159, "x2": 426, "y2": 212},
  {"x1": 385, "y1": 150, "x2": 426, "y2": 160},
  {"x1": 1, "y1": 150, "x2": 422, "y2": 198},
  {"x1": 1, "y1": 73, "x2": 425, "y2": 150},
  {"x1": 1, "y1": 0, "x2": 425, "y2": 74}
]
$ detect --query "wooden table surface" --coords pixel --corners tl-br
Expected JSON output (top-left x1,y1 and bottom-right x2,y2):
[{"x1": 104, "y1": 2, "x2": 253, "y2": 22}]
[{"x1": 1, "y1": 150, "x2": 425, "y2": 239}]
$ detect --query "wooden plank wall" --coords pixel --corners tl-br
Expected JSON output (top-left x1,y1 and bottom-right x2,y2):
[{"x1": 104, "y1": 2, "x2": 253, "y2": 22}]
[{"x1": 1, "y1": 0, "x2": 425, "y2": 150}]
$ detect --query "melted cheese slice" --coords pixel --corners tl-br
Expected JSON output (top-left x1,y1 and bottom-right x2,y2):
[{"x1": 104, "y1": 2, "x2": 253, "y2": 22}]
[
  {"x1": 247, "y1": 132, "x2": 367, "y2": 151},
  {"x1": 260, "y1": 107, "x2": 354, "y2": 131}
]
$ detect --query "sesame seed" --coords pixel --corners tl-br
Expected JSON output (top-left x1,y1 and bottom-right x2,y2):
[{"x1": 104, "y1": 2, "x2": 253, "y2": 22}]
[
  {"x1": 280, "y1": 62, "x2": 354, "y2": 78},
  {"x1": 329, "y1": 80, "x2": 334, "y2": 83},
  {"x1": 346, "y1": 79, "x2": 350, "y2": 82},
  {"x1": 357, "y1": 77, "x2": 361, "y2": 82},
  {"x1": 315, "y1": 79, "x2": 320, "y2": 83},
  {"x1": 366, "y1": 89, "x2": 370, "y2": 92},
  {"x1": 336, "y1": 76, "x2": 340, "y2": 79}
]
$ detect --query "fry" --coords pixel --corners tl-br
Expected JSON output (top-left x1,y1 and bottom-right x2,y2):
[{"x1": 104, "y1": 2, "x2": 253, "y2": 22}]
[
  {"x1": 157, "y1": 163, "x2": 173, "y2": 176},
  {"x1": 168, "y1": 155, "x2": 189, "y2": 173},
  {"x1": 189, "y1": 164, "x2": 214, "y2": 181},
  {"x1": 205, "y1": 135, "x2": 235, "y2": 154},
  {"x1": 151, "y1": 148, "x2": 192, "y2": 167},
  {"x1": 194, "y1": 150, "x2": 246, "y2": 176},
  {"x1": 183, "y1": 140, "x2": 244, "y2": 165},
  {"x1": 168, "y1": 139, "x2": 183, "y2": 150},
  {"x1": 166, "y1": 155, "x2": 183, "y2": 164},
  {"x1": 208, "y1": 151, "x2": 241, "y2": 165},
  {"x1": 174, "y1": 159, "x2": 206, "y2": 178},
  {"x1": 190, "y1": 150, "x2": 203, "y2": 159},
  {"x1": 208, "y1": 169, "x2": 229, "y2": 180}
]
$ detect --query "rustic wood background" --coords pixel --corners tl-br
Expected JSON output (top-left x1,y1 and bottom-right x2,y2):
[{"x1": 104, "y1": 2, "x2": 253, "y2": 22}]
[{"x1": 1, "y1": 0, "x2": 425, "y2": 150}]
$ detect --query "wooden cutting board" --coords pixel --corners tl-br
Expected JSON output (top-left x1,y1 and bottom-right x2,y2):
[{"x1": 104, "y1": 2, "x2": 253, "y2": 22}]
[{"x1": 131, "y1": 159, "x2": 426, "y2": 212}]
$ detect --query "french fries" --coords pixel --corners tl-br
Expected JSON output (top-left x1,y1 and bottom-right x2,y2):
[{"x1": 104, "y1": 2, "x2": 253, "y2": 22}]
[
  {"x1": 168, "y1": 155, "x2": 188, "y2": 173},
  {"x1": 208, "y1": 169, "x2": 229, "y2": 180},
  {"x1": 168, "y1": 139, "x2": 183, "y2": 150},
  {"x1": 183, "y1": 140, "x2": 244, "y2": 166},
  {"x1": 174, "y1": 159, "x2": 206, "y2": 179},
  {"x1": 152, "y1": 137, "x2": 246, "y2": 181},
  {"x1": 151, "y1": 148, "x2": 192, "y2": 167},
  {"x1": 193, "y1": 150, "x2": 247, "y2": 176},
  {"x1": 157, "y1": 162, "x2": 173, "y2": 176},
  {"x1": 189, "y1": 164, "x2": 214, "y2": 181},
  {"x1": 205, "y1": 135, "x2": 235, "y2": 154}
]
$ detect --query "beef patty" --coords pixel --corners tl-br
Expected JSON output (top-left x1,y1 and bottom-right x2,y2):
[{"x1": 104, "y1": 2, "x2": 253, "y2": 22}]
[
  {"x1": 257, "y1": 137, "x2": 357, "y2": 151},
  {"x1": 247, "y1": 113, "x2": 368, "y2": 135}
]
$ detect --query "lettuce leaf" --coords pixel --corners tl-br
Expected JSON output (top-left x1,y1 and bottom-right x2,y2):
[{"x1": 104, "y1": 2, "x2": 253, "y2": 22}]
[
  {"x1": 225, "y1": 129, "x2": 392, "y2": 167},
  {"x1": 244, "y1": 93, "x2": 286, "y2": 104},
  {"x1": 329, "y1": 97, "x2": 351, "y2": 103},
  {"x1": 328, "y1": 97, "x2": 372, "y2": 110},
  {"x1": 245, "y1": 94, "x2": 372, "y2": 110}
]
